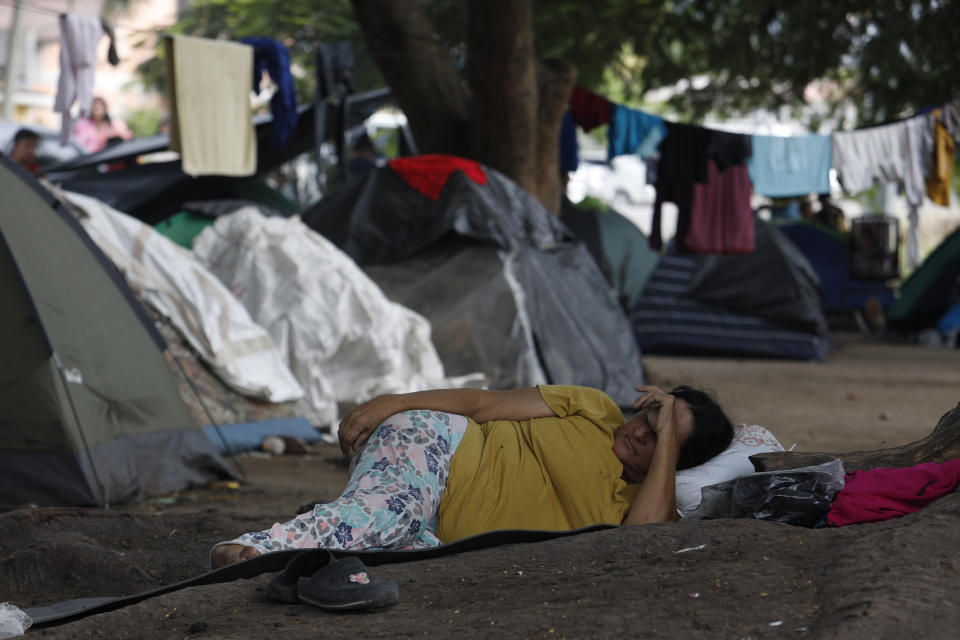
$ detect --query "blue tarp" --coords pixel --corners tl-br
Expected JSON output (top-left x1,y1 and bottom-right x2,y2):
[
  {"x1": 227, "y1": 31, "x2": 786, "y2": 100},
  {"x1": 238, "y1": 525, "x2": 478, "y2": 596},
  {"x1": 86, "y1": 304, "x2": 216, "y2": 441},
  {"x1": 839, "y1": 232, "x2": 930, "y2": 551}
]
[
  {"x1": 937, "y1": 301, "x2": 960, "y2": 335},
  {"x1": 203, "y1": 417, "x2": 323, "y2": 453},
  {"x1": 778, "y1": 222, "x2": 895, "y2": 312}
]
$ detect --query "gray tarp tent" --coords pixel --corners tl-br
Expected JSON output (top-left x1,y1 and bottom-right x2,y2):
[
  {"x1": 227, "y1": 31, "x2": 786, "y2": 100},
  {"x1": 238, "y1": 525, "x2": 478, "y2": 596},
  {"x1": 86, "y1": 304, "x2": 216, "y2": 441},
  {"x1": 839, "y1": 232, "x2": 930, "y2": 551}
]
[
  {"x1": 301, "y1": 160, "x2": 645, "y2": 406},
  {"x1": 0, "y1": 155, "x2": 234, "y2": 509}
]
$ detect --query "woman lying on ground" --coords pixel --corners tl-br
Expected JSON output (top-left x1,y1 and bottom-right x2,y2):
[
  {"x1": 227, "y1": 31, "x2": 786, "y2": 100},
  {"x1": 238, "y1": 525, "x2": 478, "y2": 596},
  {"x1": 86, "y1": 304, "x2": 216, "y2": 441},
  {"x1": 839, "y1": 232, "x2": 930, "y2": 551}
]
[{"x1": 211, "y1": 384, "x2": 734, "y2": 568}]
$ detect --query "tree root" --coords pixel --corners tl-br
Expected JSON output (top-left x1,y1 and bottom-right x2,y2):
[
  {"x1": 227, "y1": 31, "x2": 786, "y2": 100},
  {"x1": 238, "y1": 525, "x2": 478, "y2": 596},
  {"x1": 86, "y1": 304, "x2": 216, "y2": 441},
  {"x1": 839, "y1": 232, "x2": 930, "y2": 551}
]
[{"x1": 751, "y1": 401, "x2": 960, "y2": 472}]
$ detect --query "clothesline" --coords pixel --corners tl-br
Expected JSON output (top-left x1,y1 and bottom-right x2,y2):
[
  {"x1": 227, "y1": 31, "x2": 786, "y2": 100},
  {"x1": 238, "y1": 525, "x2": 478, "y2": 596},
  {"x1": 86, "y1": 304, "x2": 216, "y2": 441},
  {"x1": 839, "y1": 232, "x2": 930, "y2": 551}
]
[
  {"x1": 575, "y1": 83, "x2": 958, "y2": 142},
  {"x1": 568, "y1": 85, "x2": 959, "y2": 267},
  {"x1": 570, "y1": 87, "x2": 960, "y2": 205}
]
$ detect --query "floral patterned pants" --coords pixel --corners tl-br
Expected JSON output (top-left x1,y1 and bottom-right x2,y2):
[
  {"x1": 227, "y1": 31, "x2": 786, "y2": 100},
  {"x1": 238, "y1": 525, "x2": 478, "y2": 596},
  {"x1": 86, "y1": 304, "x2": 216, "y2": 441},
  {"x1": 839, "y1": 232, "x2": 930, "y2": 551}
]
[{"x1": 216, "y1": 410, "x2": 469, "y2": 555}]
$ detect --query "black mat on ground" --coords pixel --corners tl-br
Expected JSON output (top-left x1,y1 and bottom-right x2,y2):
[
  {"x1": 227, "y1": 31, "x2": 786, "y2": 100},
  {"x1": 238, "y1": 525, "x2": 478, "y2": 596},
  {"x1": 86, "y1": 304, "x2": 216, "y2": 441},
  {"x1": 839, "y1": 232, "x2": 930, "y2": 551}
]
[{"x1": 25, "y1": 524, "x2": 614, "y2": 627}]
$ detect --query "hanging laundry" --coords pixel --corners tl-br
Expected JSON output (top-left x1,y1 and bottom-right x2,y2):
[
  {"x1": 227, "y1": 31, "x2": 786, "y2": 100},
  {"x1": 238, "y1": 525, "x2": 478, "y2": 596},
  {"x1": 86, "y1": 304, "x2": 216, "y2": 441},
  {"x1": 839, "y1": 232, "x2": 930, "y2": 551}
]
[
  {"x1": 651, "y1": 124, "x2": 754, "y2": 254},
  {"x1": 100, "y1": 19, "x2": 120, "y2": 66},
  {"x1": 559, "y1": 110, "x2": 579, "y2": 173},
  {"x1": 925, "y1": 111, "x2": 955, "y2": 206},
  {"x1": 607, "y1": 104, "x2": 666, "y2": 161},
  {"x1": 831, "y1": 116, "x2": 931, "y2": 207},
  {"x1": 827, "y1": 459, "x2": 960, "y2": 527},
  {"x1": 707, "y1": 130, "x2": 752, "y2": 170},
  {"x1": 387, "y1": 155, "x2": 487, "y2": 200},
  {"x1": 54, "y1": 14, "x2": 118, "y2": 145},
  {"x1": 748, "y1": 134, "x2": 832, "y2": 197},
  {"x1": 684, "y1": 160, "x2": 755, "y2": 254},
  {"x1": 656, "y1": 122, "x2": 712, "y2": 184},
  {"x1": 906, "y1": 113, "x2": 935, "y2": 187},
  {"x1": 569, "y1": 86, "x2": 613, "y2": 132},
  {"x1": 905, "y1": 114, "x2": 936, "y2": 267},
  {"x1": 653, "y1": 161, "x2": 754, "y2": 254},
  {"x1": 240, "y1": 37, "x2": 299, "y2": 149},
  {"x1": 649, "y1": 121, "x2": 710, "y2": 251},
  {"x1": 650, "y1": 178, "x2": 689, "y2": 251},
  {"x1": 942, "y1": 99, "x2": 960, "y2": 143},
  {"x1": 832, "y1": 115, "x2": 933, "y2": 267},
  {"x1": 165, "y1": 35, "x2": 256, "y2": 176}
]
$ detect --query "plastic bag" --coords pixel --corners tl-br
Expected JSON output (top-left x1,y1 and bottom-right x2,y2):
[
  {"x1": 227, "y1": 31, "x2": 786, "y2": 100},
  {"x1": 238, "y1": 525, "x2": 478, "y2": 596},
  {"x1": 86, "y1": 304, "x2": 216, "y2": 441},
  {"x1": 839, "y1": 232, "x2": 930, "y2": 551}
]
[
  {"x1": 685, "y1": 459, "x2": 846, "y2": 527},
  {"x1": 0, "y1": 603, "x2": 32, "y2": 639}
]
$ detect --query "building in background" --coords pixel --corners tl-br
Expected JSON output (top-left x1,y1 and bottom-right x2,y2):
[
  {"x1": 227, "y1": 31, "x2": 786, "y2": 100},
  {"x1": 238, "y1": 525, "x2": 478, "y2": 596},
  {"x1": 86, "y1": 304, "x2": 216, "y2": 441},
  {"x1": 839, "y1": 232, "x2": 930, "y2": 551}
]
[{"x1": 0, "y1": 0, "x2": 176, "y2": 130}]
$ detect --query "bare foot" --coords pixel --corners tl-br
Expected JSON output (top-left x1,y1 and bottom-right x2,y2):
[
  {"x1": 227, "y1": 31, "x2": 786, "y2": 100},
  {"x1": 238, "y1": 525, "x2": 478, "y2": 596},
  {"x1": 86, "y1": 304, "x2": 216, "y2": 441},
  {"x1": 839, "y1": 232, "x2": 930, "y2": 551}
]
[{"x1": 211, "y1": 543, "x2": 261, "y2": 569}]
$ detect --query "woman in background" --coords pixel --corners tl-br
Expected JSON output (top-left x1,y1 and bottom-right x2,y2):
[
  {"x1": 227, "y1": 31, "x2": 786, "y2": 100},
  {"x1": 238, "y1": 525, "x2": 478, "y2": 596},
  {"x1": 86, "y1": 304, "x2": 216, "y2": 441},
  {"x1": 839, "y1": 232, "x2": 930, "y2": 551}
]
[{"x1": 74, "y1": 96, "x2": 131, "y2": 153}]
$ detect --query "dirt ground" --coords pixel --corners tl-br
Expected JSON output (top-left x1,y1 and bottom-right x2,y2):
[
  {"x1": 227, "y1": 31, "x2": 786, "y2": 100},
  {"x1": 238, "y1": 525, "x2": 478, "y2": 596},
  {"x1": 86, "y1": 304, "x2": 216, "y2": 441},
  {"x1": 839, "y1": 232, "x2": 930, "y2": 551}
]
[{"x1": 2, "y1": 331, "x2": 959, "y2": 639}]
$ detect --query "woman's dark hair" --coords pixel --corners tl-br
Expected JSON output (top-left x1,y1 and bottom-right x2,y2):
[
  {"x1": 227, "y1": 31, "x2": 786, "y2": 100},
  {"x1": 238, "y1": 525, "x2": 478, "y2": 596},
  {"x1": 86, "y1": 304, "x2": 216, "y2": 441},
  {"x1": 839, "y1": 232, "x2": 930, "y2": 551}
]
[
  {"x1": 669, "y1": 386, "x2": 734, "y2": 470},
  {"x1": 92, "y1": 97, "x2": 111, "y2": 123}
]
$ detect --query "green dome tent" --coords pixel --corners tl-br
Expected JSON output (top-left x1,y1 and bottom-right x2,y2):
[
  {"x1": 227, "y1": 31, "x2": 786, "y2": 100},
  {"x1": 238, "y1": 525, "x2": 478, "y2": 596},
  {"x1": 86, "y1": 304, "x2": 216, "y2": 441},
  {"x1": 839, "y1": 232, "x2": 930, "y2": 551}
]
[
  {"x1": 0, "y1": 155, "x2": 234, "y2": 509},
  {"x1": 560, "y1": 197, "x2": 660, "y2": 310},
  {"x1": 887, "y1": 226, "x2": 960, "y2": 331}
]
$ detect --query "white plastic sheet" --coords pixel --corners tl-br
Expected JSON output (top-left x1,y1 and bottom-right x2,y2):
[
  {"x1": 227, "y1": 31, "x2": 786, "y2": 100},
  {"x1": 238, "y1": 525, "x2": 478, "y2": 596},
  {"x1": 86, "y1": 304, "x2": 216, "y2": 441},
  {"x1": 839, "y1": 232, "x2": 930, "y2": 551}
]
[
  {"x1": 193, "y1": 208, "x2": 484, "y2": 426},
  {"x1": 0, "y1": 603, "x2": 31, "y2": 638},
  {"x1": 60, "y1": 191, "x2": 305, "y2": 404}
]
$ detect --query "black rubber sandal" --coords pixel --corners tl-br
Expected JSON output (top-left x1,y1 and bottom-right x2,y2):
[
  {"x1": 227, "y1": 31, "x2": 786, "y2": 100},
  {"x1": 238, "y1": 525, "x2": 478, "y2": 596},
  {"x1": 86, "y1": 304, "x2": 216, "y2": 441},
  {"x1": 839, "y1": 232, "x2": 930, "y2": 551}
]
[
  {"x1": 296, "y1": 556, "x2": 399, "y2": 611},
  {"x1": 265, "y1": 549, "x2": 335, "y2": 603}
]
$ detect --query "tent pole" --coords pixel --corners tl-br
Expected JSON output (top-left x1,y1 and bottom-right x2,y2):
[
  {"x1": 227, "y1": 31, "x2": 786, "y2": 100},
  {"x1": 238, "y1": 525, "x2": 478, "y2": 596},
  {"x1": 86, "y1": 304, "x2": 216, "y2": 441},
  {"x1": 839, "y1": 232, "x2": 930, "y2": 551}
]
[
  {"x1": 52, "y1": 352, "x2": 109, "y2": 508},
  {"x1": 313, "y1": 48, "x2": 328, "y2": 193}
]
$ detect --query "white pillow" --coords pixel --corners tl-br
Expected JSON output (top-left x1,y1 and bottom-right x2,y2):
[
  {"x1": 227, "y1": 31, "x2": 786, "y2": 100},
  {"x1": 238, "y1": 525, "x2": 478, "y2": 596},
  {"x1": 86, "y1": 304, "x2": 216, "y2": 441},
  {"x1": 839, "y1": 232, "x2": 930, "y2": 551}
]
[{"x1": 676, "y1": 424, "x2": 784, "y2": 516}]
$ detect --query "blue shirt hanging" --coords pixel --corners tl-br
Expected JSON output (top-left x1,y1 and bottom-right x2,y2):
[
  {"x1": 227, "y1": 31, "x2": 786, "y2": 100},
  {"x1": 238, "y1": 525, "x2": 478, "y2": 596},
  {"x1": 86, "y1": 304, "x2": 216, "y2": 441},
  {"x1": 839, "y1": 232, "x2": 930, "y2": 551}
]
[
  {"x1": 241, "y1": 37, "x2": 299, "y2": 149},
  {"x1": 748, "y1": 134, "x2": 832, "y2": 197},
  {"x1": 607, "y1": 104, "x2": 666, "y2": 161},
  {"x1": 559, "y1": 110, "x2": 579, "y2": 173}
]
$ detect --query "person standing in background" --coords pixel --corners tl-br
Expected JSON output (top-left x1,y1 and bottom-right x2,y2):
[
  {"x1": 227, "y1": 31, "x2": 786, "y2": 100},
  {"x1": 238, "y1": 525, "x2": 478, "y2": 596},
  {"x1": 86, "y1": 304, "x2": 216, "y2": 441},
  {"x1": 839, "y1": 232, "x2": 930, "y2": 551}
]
[
  {"x1": 815, "y1": 194, "x2": 847, "y2": 233},
  {"x1": 74, "y1": 96, "x2": 131, "y2": 153}
]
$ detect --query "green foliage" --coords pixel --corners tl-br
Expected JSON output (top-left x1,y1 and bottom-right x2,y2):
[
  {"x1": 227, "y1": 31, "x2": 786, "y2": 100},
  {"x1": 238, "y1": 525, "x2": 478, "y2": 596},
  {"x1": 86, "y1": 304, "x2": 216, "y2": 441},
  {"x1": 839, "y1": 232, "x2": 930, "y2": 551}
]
[
  {"x1": 530, "y1": 0, "x2": 960, "y2": 127},
  {"x1": 531, "y1": 0, "x2": 660, "y2": 89},
  {"x1": 953, "y1": 160, "x2": 960, "y2": 199},
  {"x1": 370, "y1": 126, "x2": 400, "y2": 159},
  {"x1": 598, "y1": 44, "x2": 649, "y2": 109},
  {"x1": 420, "y1": 1, "x2": 661, "y2": 90},
  {"x1": 136, "y1": 0, "x2": 960, "y2": 131},
  {"x1": 574, "y1": 196, "x2": 609, "y2": 214},
  {"x1": 594, "y1": 0, "x2": 960, "y2": 127},
  {"x1": 126, "y1": 107, "x2": 165, "y2": 138}
]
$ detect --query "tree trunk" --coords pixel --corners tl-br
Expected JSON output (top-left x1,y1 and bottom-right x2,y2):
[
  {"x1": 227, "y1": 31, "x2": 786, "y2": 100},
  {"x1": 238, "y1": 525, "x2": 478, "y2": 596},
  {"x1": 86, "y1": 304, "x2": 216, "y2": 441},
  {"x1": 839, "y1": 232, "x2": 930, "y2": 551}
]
[
  {"x1": 751, "y1": 401, "x2": 960, "y2": 472},
  {"x1": 352, "y1": 0, "x2": 572, "y2": 214},
  {"x1": 350, "y1": 0, "x2": 472, "y2": 158},
  {"x1": 465, "y1": 0, "x2": 537, "y2": 196},
  {"x1": 534, "y1": 59, "x2": 576, "y2": 215}
]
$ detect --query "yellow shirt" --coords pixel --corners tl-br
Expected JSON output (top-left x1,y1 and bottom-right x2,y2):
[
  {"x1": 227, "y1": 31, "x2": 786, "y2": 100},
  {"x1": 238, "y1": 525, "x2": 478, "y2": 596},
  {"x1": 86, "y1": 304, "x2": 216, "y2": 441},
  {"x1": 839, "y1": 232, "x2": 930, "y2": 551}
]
[{"x1": 436, "y1": 385, "x2": 640, "y2": 542}]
